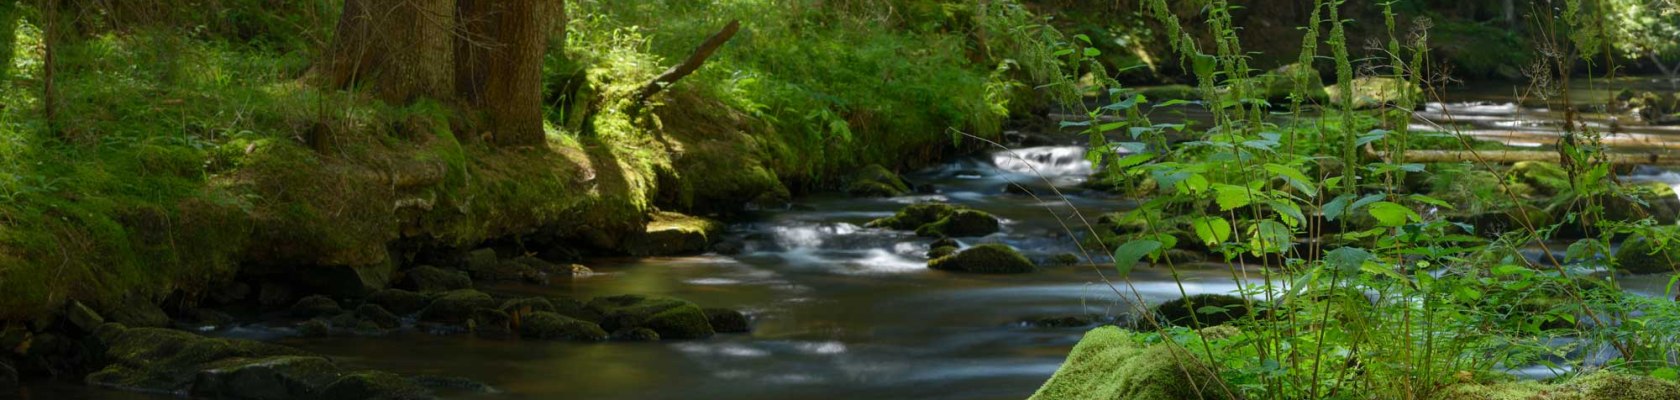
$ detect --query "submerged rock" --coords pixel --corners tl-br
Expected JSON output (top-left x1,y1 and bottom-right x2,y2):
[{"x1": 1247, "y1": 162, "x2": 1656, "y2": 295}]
[
  {"x1": 189, "y1": 355, "x2": 342, "y2": 399},
  {"x1": 1028, "y1": 326, "x2": 1224, "y2": 400},
  {"x1": 846, "y1": 164, "x2": 912, "y2": 197},
  {"x1": 1154, "y1": 294, "x2": 1249, "y2": 329},
  {"x1": 870, "y1": 203, "x2": 1001, "y2": 238},
  {"x1": 1438, "y1": 370, "x2": 1680, "y2": 400},
  {"x1": 400, "y1": 266, "x2": 472, "y2": 293},
  {"x1": 622, "y1": 212, "x2": 725, "y2": 256},
  {"x1": 418, "y1": 290, "x2": 496, "y2": 324},
  {"x1": 703, "y1": 308, "x2": 750, "y2": 333},
  {"x1": 366, "y1": 289, "x2": 429, "y2": 316},
  {"x1": 518, "y1": 312, "x2": 608, "y2": 341},
  {"x1": 470, "y1": 309, "x2": 513, "y2": 339},
  {"x1": 928, "y1": 244, "x2": 1038, "y2": 274},
  {"x1": 587, "y1": 295, "x2": 715, "y2": 339},
  {"x1": 610, "y1": 328, "x2": 661, "y2": 342}
]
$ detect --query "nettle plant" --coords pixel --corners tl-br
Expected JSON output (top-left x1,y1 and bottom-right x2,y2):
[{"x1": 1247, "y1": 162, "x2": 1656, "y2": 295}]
[{"x1": 1057, "y1": 1, "x2": 1680, "y2": 399}]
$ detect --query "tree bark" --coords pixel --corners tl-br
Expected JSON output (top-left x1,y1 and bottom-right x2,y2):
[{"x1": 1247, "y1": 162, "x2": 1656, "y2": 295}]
[
  {"x1": 632, "y1": 20, "x2": 740, "y2": 106},
  {"x1": 456, "y1": 0, "x2": 555, "y2": 146},
  {"x1": 328, "y1": 0, "x2": 456, "y2": 104}
]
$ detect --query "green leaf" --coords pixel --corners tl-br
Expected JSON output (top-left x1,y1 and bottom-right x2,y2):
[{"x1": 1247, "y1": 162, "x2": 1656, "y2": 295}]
[
  {"x1": 1268, "y1": 200, "x2": 1307, "y2": 228},
  {"x1": 1265, "y1": 163, "x2": 1319, "y2": 197},
  {"x1": 1158, "y1": 99, "x2": 1195, "y2": 107},
  {"x1": 1112, "y1": 154, "x2": 1154, "y2": 170},
  {"x1": 1249, "y1": 220, "x2": 1293, "y2": 255},
  {"x1": 1192, "y1": 217, "x2": 1233, "y2": 246},
  {"x1": 1356, "y1": 129, "x2": 1389, "y2": 146},
  {"x1": 1325, "y1": 247, "x2": 1373, "y2": 274},
  {"x1": 1368, "y1": 202, "x2": 1419, "y2": 227},
  {"x1": 1084, "y1": 47, "x2": 1103, "y2": 57},
  {"x1": 1350, "y1": 194, "x2": 1387, "y2": 213},
  {"x1": 1113, "y1": 240, "x2": 1163, "y2": 279},
  {"x1": 1214, "y1": 184, "x2": 1253, "y2": 211},
  {"x1": 1407, "y1": 194, "x2": 1454, "y2": 209},
  {"x1": 1491, "y1": 264, "x2": 1530, "y2": 277},
  {"x1": 1323, "y1": 193, "x2": 1356, "y2": 221}
]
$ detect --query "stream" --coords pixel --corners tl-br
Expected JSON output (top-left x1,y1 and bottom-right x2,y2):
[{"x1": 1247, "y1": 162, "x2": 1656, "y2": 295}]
[{"x1": 22, "y1": 78, "x2": 1680, "y2": 400}]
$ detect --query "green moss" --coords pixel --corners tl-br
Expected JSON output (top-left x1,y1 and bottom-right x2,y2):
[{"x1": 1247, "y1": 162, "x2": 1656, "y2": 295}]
[
  {"x1": 417, "y1": 289, "x2": 495, "y2": 324},
  {"x1": 928, "y1": 243, "x2": 1038, "y2": 274},
  {"x1": 622, "y1": 212, "x2": 724, "y2": 256},
  {"x1": 1029, "y1": 326, "x2": 1226, "y2": 400},
  {"x1": 1509, "y1": 162, "x2": 1571, "y2": 196},
  {"x1": 871, "y1": 203, "x2": 1000, "y2": 238},
  {"x1": 846, "y1": 164, "x2": 912, "y2": 197},
  {"x1": 1615, "y1": 229, "x2": 1680, "y2": 274},
  {"x1": 1326, "y1": 77, "x2": 1424, "y2": 110},
  {"x1": 587, "y1": 295, "x2": 715, "y2": 339},
  {"x1": 1439, "y1": 371, "x2": 1680, "y2": 400},
  {"x1": 518, "y1": 311, "x2": 608, "y2": 342}
]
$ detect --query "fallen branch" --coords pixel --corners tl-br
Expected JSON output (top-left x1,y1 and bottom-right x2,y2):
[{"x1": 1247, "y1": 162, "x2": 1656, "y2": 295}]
[
  {"x1": 1372, "y1": 149, "x2": 1680, "y2": 166},
  {"x1": 632, "y1": 20, "x2": 741, "y2": 106}
]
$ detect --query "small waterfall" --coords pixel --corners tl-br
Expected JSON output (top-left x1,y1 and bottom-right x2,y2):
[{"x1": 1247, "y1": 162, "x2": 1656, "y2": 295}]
[{"x1": 991, "y1": 146, "x2": 1094, "y2": 178}]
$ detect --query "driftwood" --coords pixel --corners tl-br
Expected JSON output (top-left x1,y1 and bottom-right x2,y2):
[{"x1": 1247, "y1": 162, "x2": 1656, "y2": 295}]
[
  {"x1": 1374, "y1": 149, "x2": 1680, "y2": 166},
  {"x1": 633, "y1": 20, "x2": 741, "y2": 105}
]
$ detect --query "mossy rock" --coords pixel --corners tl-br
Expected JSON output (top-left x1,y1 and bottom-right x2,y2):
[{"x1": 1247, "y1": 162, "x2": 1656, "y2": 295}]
[
  {"x1": 871, "y1": 203, "x2": 1000, "y2": 238},
  {"x1": 927, "y1": 245, "x2": 958, "y2": 259},
  {"x1": 100, "y1": 296, "x2": 171, "y2": 328},
  {"x1": 321, "y1": 371, "x2": 433, "y2": 400},
  {"x1": 1615, "y1": 232, "x2": 1680, "y2": 274},
  {"x1": 470, "y1": 309, "x2": 513, "y2": 339},
  {"x1": 703, "y1": 308, "x2": 750, "y2": 333},
  {"x1": 1603, "y1": 182, "x2": 1680, "y2": 224},
  {"x1": 518, "y1": 311, "x2": 608, "y2": 341},
  {"x1": 586, "y1": 295, "x2": 715, "y2": 339},
  {"x1": 1129, "y1": 85, "x2": 1198, "y2": 102},
  {"x1": 417, "y1": 290, "x2": 496, "y2": 324},
  {"x1": 1154, "y1": 294, "x2": 1249, "y2": 328},
  {"x1": 189, "y1": 355, "x2": 342, "y2": 399},
  {"x1": 928, "y1": 244, "x2": 1038, "y2": 274},
  {"x1": 1461, "y1": 205, "x2": 1553, "y2": 237},
  {"x1": 1326, "y1": 77, "x2": 1424, "y2": 110},
  {"x1": 400, "y1": 266, "x2": 472, "y2": 293},
  {"x1": 1438, "y1": 370, "x2": 1680, "y2": 400},
  {"x1": 622, "y1": 212, "x2": 725, "y2": 256},
  {"x1": 291, "y1": 295, "x2": 343, "y2": 319},
  {"x1": 547, "y1": 297, "x2": 603, "y2": 322},
  {"x1": 355, "y1": 304, "x2": 401, "y2": 329},
  {"x1": 499, "y1": 297, "x2": 557, "y2": 314},
  {"x1": 846, "y1": 164, "x2": 911, "y2": 197},
  {"x1": 87, "y1": 326, "x2": 313, "y2": 395},
  {"x1": 1509, "y1": 161, "x2": 1571, "y2": 196},
  {"x1": 913, "y1": 209, "x2": 1001, "y2": 238},
  {"x1": 611, "y1": 328, "x2": 662, "y2": 342},
  {"x1": 366, "y1": 289, "x2": 429, "y2": 316},
  {"x1": 1051, "y1": 253, "x2": 1082, "y2": 266},
  {"x1": 1029, "y1": 326, "x2": 1225, "y2": 400}
]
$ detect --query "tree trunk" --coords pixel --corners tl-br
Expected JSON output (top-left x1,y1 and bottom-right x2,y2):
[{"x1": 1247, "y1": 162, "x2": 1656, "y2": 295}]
[
  {"x1": 455, "y1": 0, "x2": 554, "y2": 147},
  {"x1": 328, "y1": 0, "x2": 456, "y2": 104}
]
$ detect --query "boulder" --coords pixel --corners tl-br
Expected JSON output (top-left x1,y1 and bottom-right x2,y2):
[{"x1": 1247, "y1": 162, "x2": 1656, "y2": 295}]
[
  {"x1": 101, "y1": 296, "x2": 171, "y2": 328},
  {"x1": 469, "y1": 309, "x2": 513, "y2": 339},
  {"x1": 189, "y1": 355, "x2": 342, "y2": 399},
  {"x1": 928, "y1": 244, "x2": 1039, "y2": 274},
  {"x1": 548, "y1": 297, "x2": 603, "y2": 322},
  {"x1": 610, "y1": 328, "x2": 661, "y2": 342},
  {"x1": 1614, "y1": 232, "x2": 1680, "y2": 274},
  {"x1": 1326, "y1": 76, "x2": 1424, "y2": 110},
  {"x1": 87, "y1": 326, "x2": 311, "y2": 394},
  {"x1": 399, "y1": 266, "x2": 472, "y2": 293},
  {"x1": 365, "y1": 289, "x2": 429, "y2": 316},
  {"x1": 321, "y1": 371, "x2": 432, "y2": 400},
  {"x1": 464, "y1": 249, "x2": 500, "y2": 277},
  {"x1": 703, "y1": 308, "x2": 750, "y2": 333},
  {"x1": 870, "y1": 203, "x2": 1000, "y2": 238},
  {"x1": 417, "y1": 290, "x2": 496, "y2": 324},
  {"x1": 846, "y1": 164, "x2": 912, "y2": 197},
  {"x1": 1508, "y1": 161, "x2": 1571, "y2": 195},
  {"x1": 1028, "y1": 326, "x2": 1225, "y2": 400},
  {"x1": 587, "y1": 295, "x2": 715, "y2": 339},
  {"x1": 291, "y1": 295, "x2": 343, "y2": 319},
  {"x1": 1051, "y1": 253, "x2": 1082, "y2": 266},
  {"x1": 927, "y1": 246, "x2": 959, "y2": 259},
  {"x1": 518, "y1": 312, "x2": 608, "y2": 341},
  {"x1": 1154, "y1": 294, "x2": 1249, "y2": 328},
  {"x1": 622, "y1": 212, "x2": 725, "y2": 257},
  {"x1": 1603, "y1": 182, "x2": 1680, "y2": 224},
  {"x1": 1437, "y1": 371, "x2": 1680, "y2": 400},
  {"x1": 355, "y1": 305, "x2": 401, "y2": 329}
]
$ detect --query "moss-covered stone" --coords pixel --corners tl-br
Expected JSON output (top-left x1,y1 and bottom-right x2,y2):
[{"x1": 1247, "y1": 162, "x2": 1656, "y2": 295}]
[
  {"x1": 291, "y1": 295, "x2": 343, "y2": 318},
  {"x1": 547, "y1": 297, "x2": 603, "y2": 322},
  {"x1": 622, "y1": 212, "x2": 725, "y2": 256},
  {"x1": 417, "y1": 290, "x2": 495, "y2": 324},
  {"x1": 611, "y1": 327, "x2": 662, "y2": 341},
  {"x1": 927, "y1": 245, "x2": 959, "y2": 259},
  {"x1": 1604, "y1": 182, "x2": 1680, "y2": 224},
  {"x1": 1615, "y1": 232, "x2": 1680, "y2": 274},
  {"x1": 587, "y1": 295, "x2": 715, "y2": 339},
  {"x1": 87, "y1": 326, "x2": 311, "y2": 394},
  {"x1": 355, "y1": 304, "x2": 401, "y2": 329},
  {"x1": 703, "y1": 308, "x2": 750, "y2": 333},
  {"x1": 1051, "y1": 253, "x2": 1082, "y2": 266},
  {"x1": 1438, "y1": 370, "x2": 1680, "y2": 400},
  {"x1": 846, "y1": 164, "x2": 912, "y2": 197},
  {"x1": 1154, "y1": 294, "x2": 1249, "y2": 328},
  {"x1": 1028, "y1": 326, "x2": 1226, "y2": 400},
  {"x1": 870, "y1": 203, "x2": 959, "y2": 230},
  {"x1": 1509, "y1": 161, "x2": 1571, "y2": 196},
  {"x1": 1326, "y1": 77, "x2": 1424, "y2": 110},
  {"x1": 470, "y1": 309, "x2": 513, "y2": 339},
  {"x1": 100, "y1": 296, "x2": 171, "y2": 328},
  {"x1": 366, "y1": 289, "x2": 429, "y2": 316},
  {"x1": 500, "y1": 297, "x2": 558, "y2": 314},
  {"x1": 400, "y1": 266, "x2": 472, "y2": 293},
  {"x1": 189, "y1": 355, "x2": 342, "y2": 399},
  {"x1": 518, "y1": 311, "x2": 608, "y2": 341},
  {"x1": 913, "y1": 209, "x2": 1002, "y2": 238},
  {"x1": 321, "y1": 371, "x2": 432, "y2": 400},
  {"x1": 928, "y1": 244, "x2": 1038, "y2": 274}
]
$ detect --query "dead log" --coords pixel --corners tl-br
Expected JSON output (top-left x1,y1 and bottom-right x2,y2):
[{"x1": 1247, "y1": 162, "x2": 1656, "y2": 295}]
[{"x1": 632, "y1": 20, "x2": 741, "y2": 106}]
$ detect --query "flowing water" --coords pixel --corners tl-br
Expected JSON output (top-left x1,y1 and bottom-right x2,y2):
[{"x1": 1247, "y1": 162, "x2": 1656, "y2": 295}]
[{"x1": 22, "y1": 79, "x2": 1680, "y2": 400}]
